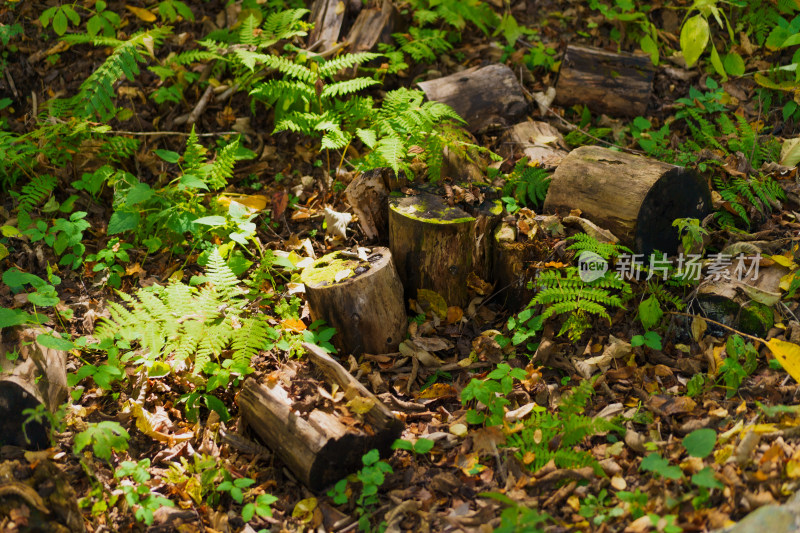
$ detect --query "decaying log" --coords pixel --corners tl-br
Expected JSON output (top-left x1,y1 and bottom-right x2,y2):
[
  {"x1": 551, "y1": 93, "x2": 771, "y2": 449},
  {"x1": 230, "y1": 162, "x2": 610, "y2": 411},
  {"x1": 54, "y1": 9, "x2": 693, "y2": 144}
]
[
  {"x1": 301, "y1": 247, "x2": 407, "y2": 354},
  {"x1": 697, "y1": 264, "x2": 787, "y2": 337},
  {"x1": 237, "y1": 343, "x2": 403, "y2": 491},
  {"x1": 309, "y1": 0, "x2": 346, "y2": 51},
  {"x1": 542, "y1": 145, "x2": 711, "y2": 254},
  {"x1": 344, "y1": 168, "x2": 397, "y2": 241},
  {"x1": 0, "y1": 327, "x2": 69, "y2": 449},
  {"x1": 346, "y1": 0, "x2": 402, "y2": 51},
  {"x1": 389, "y1": 193, "x2": 484, "y2": 307},
  {"x1": 498, "y1": 121, "x2": 569, "y2": 168},
  {"x1": 417, "y1": 64, "x2": 528, "y2": 132},
  {"x1": 555, "y1": 45, "x2": 655, "y2": 117}
]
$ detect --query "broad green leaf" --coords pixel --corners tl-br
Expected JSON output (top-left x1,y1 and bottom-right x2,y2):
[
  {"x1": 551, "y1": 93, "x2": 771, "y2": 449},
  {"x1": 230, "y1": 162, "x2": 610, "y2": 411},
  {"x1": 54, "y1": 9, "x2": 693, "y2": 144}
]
[
  {"x1": 154, "y1": 149, "x2": 180, "y2": 163},
  {"x1": 36, "y1": 333, "x2": 75, "y2": 351},
  {"x1": 638, "y1": 295, "x2": 663, "y2": 330},
  {"x1": 107, "y1": 211, "x2": 139, "y2": 235},
  {"x1": 53, "y1": 9, "x2": 68, "y2": 36},
  {"x1": 0, "y1": 308, "x2": 32, "y2": 329},
  {"x1": 709, "y1": 42, "x2": 727, "y2": 81},
  {"x1": 683, "y1": 428, "x2": 716, "y2": 458},
  {"x1": 692, "y1": 467, "x2": 724, "y2": 489},
  {"x1": 640, "y1": 34, "x2": 659, "y2": 65},
  {"x1": 125, "y1": 183, "x2": 154, "y2": 205},
  {"x1": 193, "y1": 216, "x2": 227, "y2": 226},
  {"x1": 723, "y1": 52, "x2": 745, "y2": 77},
  {"x1": 680, "y1": 15, "x2": 710, "y2": 68}
]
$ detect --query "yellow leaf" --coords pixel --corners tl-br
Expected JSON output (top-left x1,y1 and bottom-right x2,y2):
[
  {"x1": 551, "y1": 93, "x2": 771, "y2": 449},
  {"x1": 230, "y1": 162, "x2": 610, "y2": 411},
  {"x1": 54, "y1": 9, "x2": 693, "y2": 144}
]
[
  {"x1": 125, "y1": 5, "x2": 156, "y2": 22},
  {"x1": 346, "y1": 396, "x2": 374, "y2": 415},
  {"x1": 335, "y1": 1, "x2": 345, "y2": 15},
  {"x1": 766, "y1": 338, "x2": 800, "y2": 383},
  {"x1": 292, "y1": 497, "x2": 318, "y2": 523},
  {"x1": 770, "y1": 254, "x2": 796, "y2": 268},
  {"x1": 0, "y1": 243, "x2": 7, "y2": 262},
  {"x1": 217, "y1": 194, "x2": 268, "y2": 212}
]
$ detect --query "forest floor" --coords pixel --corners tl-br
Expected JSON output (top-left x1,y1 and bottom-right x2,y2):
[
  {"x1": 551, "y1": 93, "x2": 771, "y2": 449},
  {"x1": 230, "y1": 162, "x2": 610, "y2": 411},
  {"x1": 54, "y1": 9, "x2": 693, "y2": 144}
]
[{"x1": 3, "y1": 0, "x2": 800, "y2": 532}]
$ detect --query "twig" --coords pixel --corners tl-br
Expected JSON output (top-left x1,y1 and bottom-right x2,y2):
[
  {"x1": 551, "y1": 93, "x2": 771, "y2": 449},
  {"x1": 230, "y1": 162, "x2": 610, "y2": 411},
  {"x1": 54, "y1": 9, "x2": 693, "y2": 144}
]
[
  {"x1": 102, "y1": 130, "x2": 239, "y2": 137},
  {"x1": 174, "y1": 84, "x2": 215, "y2": 126},
  {"x1": 666, "y1": 310, "x2": 767, "y2": 345}
]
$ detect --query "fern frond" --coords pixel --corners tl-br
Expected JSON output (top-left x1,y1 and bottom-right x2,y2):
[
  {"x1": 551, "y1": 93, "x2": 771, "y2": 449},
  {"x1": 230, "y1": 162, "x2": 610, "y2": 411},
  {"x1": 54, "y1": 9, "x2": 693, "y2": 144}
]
[
  {"x1": 14, "y1": 174, "x2": 57, "y2": 213},
  {"x1": 317, "y1": 52, "x2": 380, "y2": 78},
  {"x1": 321, "y1": 77, "x2": 380, "y2": 98}
]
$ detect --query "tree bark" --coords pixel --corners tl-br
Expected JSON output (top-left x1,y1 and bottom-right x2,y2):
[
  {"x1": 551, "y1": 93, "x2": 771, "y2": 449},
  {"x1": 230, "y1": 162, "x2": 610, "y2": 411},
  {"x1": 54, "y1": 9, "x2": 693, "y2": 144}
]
[
  {"x1": 555, "y1": 45, "x2": 655, "y2": 117},
  {"x1": 0, "y1": 327, "x2": 69, "y2": 449},
  {"x1": 309, "y1": 0, "x2": 346, "y2": 51},
  {"x1": 301, "y1": 247, "x2": 407, "y2": 354},
  {"x1": 237, "y1": 343, "x2": 403, "y2": 491},
  {"x1": 498, "y1": 121, "x2": 569, "y2": 168},
  {"x1": 389, "y1": 193, "x2": 479, "y2": 307},
  {"x1": 344, "y1": 168, "x2": 396, "y2": 242},
  {"x1": 345, "y1": 0, "x2": 403, "y2": 51},
  {"x1": 492, "y1": 222, "x2": 538, "y2": 312},
  {"x1": 417, "y1": 64, "x2": 528, "y2": 133},
  {"x1": 542, "y1": 145, "x2": 711, "y2": 255}
]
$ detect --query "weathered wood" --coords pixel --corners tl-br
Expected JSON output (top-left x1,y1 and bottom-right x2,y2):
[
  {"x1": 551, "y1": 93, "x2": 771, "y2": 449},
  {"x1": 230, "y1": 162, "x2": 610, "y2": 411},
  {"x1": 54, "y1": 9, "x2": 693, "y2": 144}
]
[
  {"x1": 0, "y1": 327, "x2": 69, "y2": 449},
  {"x1": 237, "y1": 344, "x2": 403, "y2": 491},
  {"x1": 492, "y1": 222, "x2": 537, "y2": 312},
  {"x1": 555, "y1": 45, "x2": 655, "y2": 117},
  {"x1": 344, "y1": 168, "x2": 394, "y2": 241},
  {"x1": 498, "y1": 121, "x2": 569, "y2": 168},
  {"x1": 309, "y1": 0, "x2": 346, "y2": 51},
  {"x1": 542, "y1": 145, "x2": 711, "y2": 255},
  {"x1": 389, "y1": 193, "x2": 482, "y2": 307},
  {"x1": 697, "y1": 264, "x2": 786, "y2": 337},
  {"x1": 345, "y1": 0, "x2": 402, "y2": 51},
  {"x1": 417, "y1": 64, "x2": 528, "y2": 133},
  {"x1": 301, "y1": 247, "x2": 407, "y2": 354}
]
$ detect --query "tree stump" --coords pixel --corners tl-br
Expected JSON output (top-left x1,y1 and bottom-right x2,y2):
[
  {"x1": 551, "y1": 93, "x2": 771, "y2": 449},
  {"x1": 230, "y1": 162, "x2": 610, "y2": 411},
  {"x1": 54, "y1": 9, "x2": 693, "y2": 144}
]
[
  {"x1": 389, "y1": 193, "x2": 484, "y2": 307},
  {"x1": 697, "y1": 264, "x2": 786, "y2": 337},
  {"x1": 237, "y1": 343, "x2": 403, "y2": 491},
  {"x1": 555, "y1": 45, "x2": 655, "y2": 117},
  {"x1": 0, "y1": 327, "x2": 69, "y2": 449},
  {"x1": 301, "y1": 247, "x2": 407, "y2": 355},
  {"x1": 498, "y1": 121, "x2": 569, "y2": 168},
  {"x1": 345, "y1": 0, "x2": 403, "y2": 51},
  {"x1": 542, "y1": 145, "x2": 711, "y2": 255},
  {"x1": 344, "y1": 168, "x2": 397, "y2": 242},
  {"x1": 417, "y1": 64, "x2": 528, "y2": 132},
  {"x1": 492, "y1": 222, "x2": 538, "y2": 312}
]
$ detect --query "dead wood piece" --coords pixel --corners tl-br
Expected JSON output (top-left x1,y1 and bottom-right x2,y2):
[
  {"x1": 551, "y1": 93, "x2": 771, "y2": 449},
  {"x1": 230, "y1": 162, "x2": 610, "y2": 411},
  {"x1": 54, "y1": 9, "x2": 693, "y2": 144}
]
[
  {"x1": 555, "y1": 45, "x2": 655, "y2": 117},
  {"x1": 492, "y1": 222, "x2": 538, "y2": 312},
  {"x1": 697, "y1": 264, "x2": 787, "y2": 337},
  {"x1": 498, "y1": 121, "x2": 569, "y2": 168},
  {"x1": 0, "y1": 327, "x2": 69, "y2": 450},
  {"x1": 417, "y1": 64, "x2": 528, "y2": 133},
  {"x1": 301, "y1": 247, "x2": 407, "y2": 354},
  {"x1": 345, "y1": 0, "x2": 403, "y2": 51},
  {"x1": 542, "y1": 145, "x2": 711, "y2": 254},
  {"x1": 309, "y1": 0, "x2": 347, "y2": 51},
  {"x1": 237, "y1": 343, "x2": 403, "y2": 491},
  {"x1": 389, "y1": 193, "x2": 485, "y2": 307},
  {"x1": 344, "y1": 168, "x2": 395, "y2": 241}
]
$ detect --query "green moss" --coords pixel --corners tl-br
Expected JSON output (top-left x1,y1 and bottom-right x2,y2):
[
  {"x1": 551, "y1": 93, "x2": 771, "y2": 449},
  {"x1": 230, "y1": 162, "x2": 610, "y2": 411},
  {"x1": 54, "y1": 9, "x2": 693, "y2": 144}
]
[
  {"x1": 739, "y1": 303, "x2": 773, "y2": 337},
  {"x1": 391, "y1": 195, "x2": 475, "y2": 225},
  {"x1": 300, "y1": 252, "x2": 367, "y2": 286}
]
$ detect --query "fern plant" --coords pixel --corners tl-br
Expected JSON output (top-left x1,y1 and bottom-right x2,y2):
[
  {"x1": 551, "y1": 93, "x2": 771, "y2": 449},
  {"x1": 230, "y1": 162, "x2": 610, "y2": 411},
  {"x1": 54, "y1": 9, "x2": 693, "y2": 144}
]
[
  {"x1": 53, "y1": 27, "x2": 172, "y2": 121},
  {"x1": 501, "y1": 158, "x2": 551, "y2": 211},
  {"x1": 505, "y1": 378, "x2": 622, "y2": 474},
  {"x1": 712, "y1": 174, "x2": 785, "y2": 229},
  {"x1": 93, "y1": 248, "x2": 265, "y2": 381},
  {"x1": 527, "y1": 234, "x2": 632, "y2": 342}
]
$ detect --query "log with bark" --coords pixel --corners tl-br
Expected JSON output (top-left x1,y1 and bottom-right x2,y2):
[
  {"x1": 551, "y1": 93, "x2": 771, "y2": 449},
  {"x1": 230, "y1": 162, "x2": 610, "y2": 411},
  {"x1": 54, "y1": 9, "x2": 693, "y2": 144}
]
[
  {"x1": 697, "y1": 263, "x2": 787, "y2": 337},
  {"x1": 389, "y1": 193, "x2": 485, "y2": 307},
  {"x1": 345, "y1": 0, "x2": 403, "y2": 51},
  {"x1": 0, "y1": 327, "x2": 69, "y2": 449},
  {"x1": 237, "y1": 343, "x2": 403, "y2": 491},
  {"x1": 301, "y1": 247, "x2": 407, "y2": 354},
  {"x1": 492, "y1": 222, "x2": 539, "y2": 312},
  {"x1": 542, "y1": 145, "x2": 711, "y2": 255},
  {"x1": 417, "y1": 64, "x2": 528, "y2": 132},
  {"x1": 555, "y1": 45, "x2": 656, "y2": 117}
]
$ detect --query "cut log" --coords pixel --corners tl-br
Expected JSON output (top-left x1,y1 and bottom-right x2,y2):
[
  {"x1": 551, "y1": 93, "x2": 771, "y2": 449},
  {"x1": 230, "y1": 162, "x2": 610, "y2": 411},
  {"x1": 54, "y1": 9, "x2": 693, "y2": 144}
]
[
  {"x1": 237, "y1": 343, "x2": 403, "y2": 491},
  {"x1": 498, "y1": 121, "x2": 569, "y2": 168},
  {"x1": 301, "y1": 247, "x2": 407, "y2": 354},
  {"x1": 417, "y1": 64, "x2": 528, "y2": 133},
  {"x1": 542, "y1": 145, "x2": 711, "y2": 255},
  {"x1": 0, "y1": 327, "x2": 69, "y2": 449},
  {"x1": 697, "y1": 264, "x2": 786, "y2": 337},
  {"x1": 555, "y1": 45, "x2": 655, "y2": 117},
  {"x1": 345, "y1": 0, "x2": 403, "y2": 51},
  {"x1": 390, "y1": 193, "x2": 487, "y2": 307},
  {"x1": 309, "y1": 0, "x2": 346, "y2": 51},
  {"x1": 344, "y1": 168, "x2": 396, "y2": 241}
]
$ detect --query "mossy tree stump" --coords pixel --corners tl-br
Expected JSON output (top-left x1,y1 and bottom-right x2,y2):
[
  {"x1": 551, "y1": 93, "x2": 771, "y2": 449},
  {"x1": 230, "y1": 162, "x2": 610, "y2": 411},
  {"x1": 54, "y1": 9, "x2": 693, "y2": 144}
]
[
  {"x1": 237, "y1": 343, "x2": 403, "y2": 491},
  {"x1": 389, "y1": 193, "x2": 483, "y2": 308},
  {"x1": 301, "y1": 247, "x2": 406, "y2": 355},
  {"x1": 543, "y1": 145, "x2": 711, "y2": 255}
]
